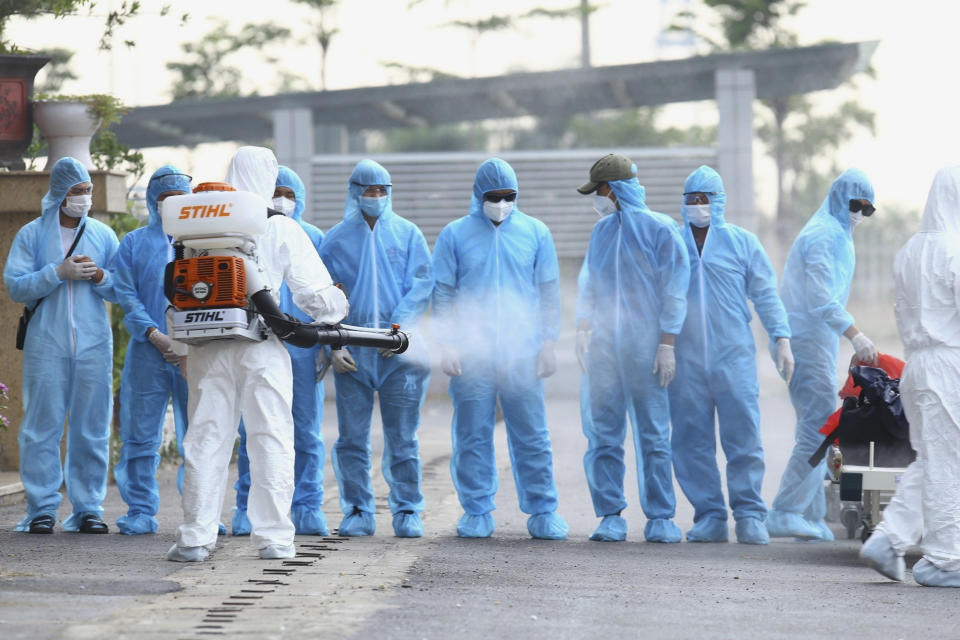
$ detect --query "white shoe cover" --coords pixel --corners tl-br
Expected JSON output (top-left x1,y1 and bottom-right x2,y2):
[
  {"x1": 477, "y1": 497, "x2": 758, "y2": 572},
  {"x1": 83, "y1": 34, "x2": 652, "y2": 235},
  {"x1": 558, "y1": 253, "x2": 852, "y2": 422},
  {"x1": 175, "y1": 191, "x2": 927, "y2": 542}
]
[
  {"x1": 859, "y1": 531, "x2": 905, "y2": 581},
  {"x1": 259, "y1": 543, "x2": 296, "y2": 559},
  {"x1": 166, "y1": 543, "x2": 213, "y2": 562}
]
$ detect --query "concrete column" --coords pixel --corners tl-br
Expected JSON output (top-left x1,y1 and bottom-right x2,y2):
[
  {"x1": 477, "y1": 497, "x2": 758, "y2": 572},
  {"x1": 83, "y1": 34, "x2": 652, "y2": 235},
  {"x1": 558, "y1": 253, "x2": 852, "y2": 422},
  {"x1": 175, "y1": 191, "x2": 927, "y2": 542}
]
[
  {"x1": 715, "y1": 67, "x2": 756, "y2": 230},
  {"x1": 272, "y1": 108, "x2": 314, "y2": 213}
]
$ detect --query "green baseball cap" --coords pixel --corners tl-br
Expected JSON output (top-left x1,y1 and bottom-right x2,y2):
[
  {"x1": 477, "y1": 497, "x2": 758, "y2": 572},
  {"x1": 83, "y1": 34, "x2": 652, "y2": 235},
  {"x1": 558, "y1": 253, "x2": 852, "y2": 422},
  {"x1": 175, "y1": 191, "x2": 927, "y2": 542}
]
[{"x1": 577, "y1": 153, "x2": 636, "y2": 194}]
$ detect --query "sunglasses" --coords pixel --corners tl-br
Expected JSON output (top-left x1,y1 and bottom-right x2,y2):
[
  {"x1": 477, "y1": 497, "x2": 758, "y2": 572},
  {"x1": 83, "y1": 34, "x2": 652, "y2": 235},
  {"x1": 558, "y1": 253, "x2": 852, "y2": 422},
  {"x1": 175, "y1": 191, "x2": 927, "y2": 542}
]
[
  {"x1": 149, "y1": 173, "x2": 192, "y2": 190},
  {"x1": 683, "y1": 192, "x2": 714, "y2": 205},
  {"x1": 850, "y1": 199, "x2": 876, "y2": 216},
  {"x1": 484, "y1": 192, "x2": 517, "y2": 203}
]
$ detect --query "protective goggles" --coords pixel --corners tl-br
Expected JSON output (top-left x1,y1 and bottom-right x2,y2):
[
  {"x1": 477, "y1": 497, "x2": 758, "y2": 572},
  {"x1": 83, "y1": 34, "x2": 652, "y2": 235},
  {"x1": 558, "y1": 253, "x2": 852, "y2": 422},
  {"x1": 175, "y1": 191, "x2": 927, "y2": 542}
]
[
  {"x1": 849, "y1": 199, "x2": 876, "y2": 216},
  {"x1": 149, "y1": 172, "x2": 192, "y2": 190},
  {"x1": 683, "y1": 192, "x2": 714, "y2": 205},
  {"x1": 483, "y1": 192, "x2": 517, "y2": 203}
]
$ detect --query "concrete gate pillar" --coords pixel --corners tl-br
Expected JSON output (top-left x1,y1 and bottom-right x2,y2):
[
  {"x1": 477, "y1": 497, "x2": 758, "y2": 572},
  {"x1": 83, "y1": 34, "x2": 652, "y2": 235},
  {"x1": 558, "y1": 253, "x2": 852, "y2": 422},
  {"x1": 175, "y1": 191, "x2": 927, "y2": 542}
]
[
  {"x1": 715, "y1": 67, "x2": 756, "y2": 230},
  {"x1": 272, "y1": 108, "x2": 315, "y2": 212}
]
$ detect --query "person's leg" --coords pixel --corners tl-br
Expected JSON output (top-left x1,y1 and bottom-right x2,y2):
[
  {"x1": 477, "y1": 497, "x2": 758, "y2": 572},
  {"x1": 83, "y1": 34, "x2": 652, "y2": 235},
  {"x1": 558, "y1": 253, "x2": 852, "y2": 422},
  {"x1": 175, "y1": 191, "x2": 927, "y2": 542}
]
[
  {"x1": 231, "y1": 420, "x2": 252, "y2": 534},
  {"x1": 289, "y1": 347, "x2": 327, "y2": 534},
  {"x1": 379, "y1": 365, "x2": 428, "y2": 514},
  {"x1": 449, "y1": 366, "x2": 498, "y2": 517},
  {"x1": 15, "y1": 352, "x2": 71, "y2": 530},
  {"x1": 331, "y1": 371, "x2": 377, "y2": 516},
  {"x1": 176, "y1": 342, "x2": 241, "y2": 550},
  {"x1": 715, "y1": 372, "x2": 766, "y2": 523},
  {"x1": 670, "y1": 366, "x2": 726, "y2": 529},
  {"x1": 114, "y1": 339, "x2": 170, "y2": 534},
  {"x1": 62, "y1": 350, "x2": 113, "y2": 530},
  {"x1": 240, "y1": 339, "x2": 298, "y2": 551},
  {"x1": 582, "y1": 348, "x2": 629, "y2": 519},
  {"x1": 172, "y1": 365, "x2": 189, "y2": 494}
]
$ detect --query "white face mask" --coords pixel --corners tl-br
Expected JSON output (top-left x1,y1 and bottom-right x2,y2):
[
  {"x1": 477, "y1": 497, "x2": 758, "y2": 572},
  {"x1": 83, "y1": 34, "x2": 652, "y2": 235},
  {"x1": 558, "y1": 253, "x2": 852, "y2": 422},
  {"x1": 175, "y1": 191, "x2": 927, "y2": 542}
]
[
  {"x1": 684, "y1": 204, "x2": 712, "y2": 228},
  {"x1": 272, "y1": 196, "x2": 296, "y2": 215},
  {"x1": 593, "y1": 194, "x2": 618, "y2": 216},
  {"x1": 62, "y1": 194, "x2": 92, "y2": 218},
  {"x1": 483, "y1": 200, "x2": 514, "y2": 223},
  {"x1": 849, "y1": 211, "x2": 864, "y2": 229}
]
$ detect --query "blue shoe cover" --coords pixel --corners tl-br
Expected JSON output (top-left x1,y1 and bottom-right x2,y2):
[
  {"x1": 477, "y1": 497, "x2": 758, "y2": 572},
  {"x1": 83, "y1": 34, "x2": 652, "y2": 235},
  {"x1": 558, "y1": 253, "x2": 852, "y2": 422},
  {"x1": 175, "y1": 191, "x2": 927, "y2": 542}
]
[
  {"x1": 735, "y1": 517, "x2": 769, "y2": 545},
  {"x1": 292, "y1": 506, "x2": 330, "y2": 536},
  {"x1": 15, "y1": 512, "x2": 56, "y2": 532},
  {"x1": 913, "y1": 557, "x2": 960, "y2": 587},
  {"x1": 338, "y1": 509, "x2": 376, "y2": 537},
  {"x1": 62, "y1": 511, "x2": 103, "y2": 532},
  {"x1": 589, "y1": 515, "x2": 627, "y2": 542},
  {"x1": 116, "y1": 512, "x2": 159, "y2": 535},
  {"x1": 218, "y1": 522, "x2": 227, "y2": 536},
  {"x1": 393, "y1": 512, "x2": 424, "y2": 538},
  {"x1": 644, "y1": 518, "x2": 682, "y2": 543},
  {"x1": 527, "y1": 512, "x2": 569, "y2": 540},
  {"x1": 687, "y1": 517, "x2": 729, "y2": 542},
  {"x1": 166, "y1": 543, "x2": 214, "y2": 562},
  {"x1": 259, "y1": 544, "x2": 296, "y2": 559},
  {"x1": 232, "y1": 508, "x2": 251, "y2": 536},
  {"x1": 457, "y1": 513, "x2": 495, "y2": 538},
  {"x1": 860, "y1": 531, "x2": 904, "y2": 581},
  {"x1": 764, "y1": 510, "x2": 820, "y2": 540},
  {"x1": 806, "y1": 519, "x2": 834, "y2": 542}
]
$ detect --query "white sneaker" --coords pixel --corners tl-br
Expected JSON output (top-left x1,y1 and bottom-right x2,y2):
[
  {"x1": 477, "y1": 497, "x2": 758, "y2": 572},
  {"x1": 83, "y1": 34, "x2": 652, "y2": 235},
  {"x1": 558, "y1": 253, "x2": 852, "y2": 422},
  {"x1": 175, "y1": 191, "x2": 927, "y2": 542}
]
[{"x1": 259, "y1": 544, "x2": 296, "y2": 559}]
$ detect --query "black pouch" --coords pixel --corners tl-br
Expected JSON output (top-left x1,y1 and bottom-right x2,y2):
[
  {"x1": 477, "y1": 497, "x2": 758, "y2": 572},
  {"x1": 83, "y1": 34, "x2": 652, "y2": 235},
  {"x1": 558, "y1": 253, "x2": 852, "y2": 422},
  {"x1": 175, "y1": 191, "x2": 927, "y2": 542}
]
[{"x1": 15, "y1": 305, "x2": 33, "y2": 350}]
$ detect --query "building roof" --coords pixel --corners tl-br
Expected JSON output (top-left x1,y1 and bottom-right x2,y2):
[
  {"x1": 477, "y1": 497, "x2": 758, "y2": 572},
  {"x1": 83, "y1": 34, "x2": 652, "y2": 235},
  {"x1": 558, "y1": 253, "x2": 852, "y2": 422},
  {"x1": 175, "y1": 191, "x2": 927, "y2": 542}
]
[{"x1": 115, "y1": 41, "x2": 877, "y2": 149}]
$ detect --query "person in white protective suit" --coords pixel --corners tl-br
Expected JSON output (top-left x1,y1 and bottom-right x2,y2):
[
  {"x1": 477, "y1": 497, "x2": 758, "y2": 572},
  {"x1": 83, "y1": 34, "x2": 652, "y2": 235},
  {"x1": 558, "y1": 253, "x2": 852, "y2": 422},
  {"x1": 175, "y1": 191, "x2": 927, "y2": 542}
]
[
  {"x1": 860, "y1": 165, "x2": 960, "y2": 586},
  {"x1": 167, "y1": 147, "x2": 348, "y2": 562}
]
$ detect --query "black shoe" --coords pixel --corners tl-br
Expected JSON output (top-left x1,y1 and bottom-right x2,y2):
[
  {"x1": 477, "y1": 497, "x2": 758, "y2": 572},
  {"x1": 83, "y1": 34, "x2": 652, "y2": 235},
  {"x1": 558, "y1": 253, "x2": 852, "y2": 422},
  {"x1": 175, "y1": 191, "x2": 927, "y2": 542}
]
[
  {"x1": 28, "y1": 514, "x2": 55, "y2": 534},
  {"x1": 78, "y1": 514, "x2": 108, "y2": 534}
]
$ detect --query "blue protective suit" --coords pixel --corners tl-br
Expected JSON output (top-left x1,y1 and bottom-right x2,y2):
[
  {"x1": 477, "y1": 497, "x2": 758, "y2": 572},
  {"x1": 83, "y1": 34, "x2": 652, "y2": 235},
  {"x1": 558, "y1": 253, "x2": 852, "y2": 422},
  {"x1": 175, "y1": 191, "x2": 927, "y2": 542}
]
[
  {"x1": 769, "y1": 168, "x2": 874, "y2": 530},
  {"x1": 234, "y1": 166, "x2": 330, "y2": 535},
  {"x1": 3, "y1": 158, "x2": 118, "y2": 531},
  {"x1": 576, "y1": 170, "x2": 689, "y2": 537},
  {"x1": 667, "y1": 166, "x2": 790, "y2": 535},
  {"x1": 433, "y1": 158, "x2": 563, "y2": 523},
  {"x1": 319, "y1": 159, "x2": 433, "y2": 526},
  {"x1": 111, "y1": 165, "x2": 191, "y2": 535}
]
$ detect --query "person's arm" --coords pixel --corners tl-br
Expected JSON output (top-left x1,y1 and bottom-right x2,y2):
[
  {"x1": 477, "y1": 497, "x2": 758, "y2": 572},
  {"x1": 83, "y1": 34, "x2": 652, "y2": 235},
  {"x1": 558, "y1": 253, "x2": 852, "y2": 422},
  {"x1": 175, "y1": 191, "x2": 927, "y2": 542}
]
[
  {"x1": 657, "y1": 224, "x2": 690, "y2": 338},
  {"x1": 111, "y1": 234, "x2": 158, "y2": 341},
  {"x1": 431, "y1": 226, "x2": 458, "y2": 345},
  {"x1": 575, "y1": 258, "x2": 594, "y2": 332},
  {"x1": 389, "y1": 228, "x2": 434, "y2": 327},
  {"x1": 90, "y1": 225, "x2": 120, "y2": 303},
  {"x1": 3, "y1": 225, "x2": 62, "y2": 304},
  {"x1": 535, "y1": 225, "x2": 562, "y2": 343},
  {"x1": 803, "y1": 237, "x2": 855, "y2": 335},
  {"x1": 745, "y1": 234, "x2": 791, "y2": 341},
  {"x1": 283, "y1": 219, "x2": 348, "y2": 324}
]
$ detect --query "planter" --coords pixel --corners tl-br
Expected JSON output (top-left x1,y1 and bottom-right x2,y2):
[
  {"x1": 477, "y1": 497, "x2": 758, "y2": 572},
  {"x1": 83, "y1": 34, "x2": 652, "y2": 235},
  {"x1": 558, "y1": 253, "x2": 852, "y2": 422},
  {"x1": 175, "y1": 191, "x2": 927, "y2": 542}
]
[
  {"x1": 0, "y1": 54, "x2": 50, "y2": 170},
  {"x1": 33, "y1": 100, "x2": 102, "y2": 170}
]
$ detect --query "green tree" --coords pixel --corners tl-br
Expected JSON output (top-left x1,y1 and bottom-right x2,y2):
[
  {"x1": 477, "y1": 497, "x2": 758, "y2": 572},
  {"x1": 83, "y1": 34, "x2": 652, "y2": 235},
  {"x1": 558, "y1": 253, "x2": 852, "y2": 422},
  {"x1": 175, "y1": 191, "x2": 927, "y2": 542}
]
[
  {"x1": 671, "y1": 0, "x2": 875, "y2": 221},
  {"x1": 166, "y1": 21, "x2": 294, "y2": 100},
  {"x1": 290, "y1": 0, "x2": 339, "y2": 90}
]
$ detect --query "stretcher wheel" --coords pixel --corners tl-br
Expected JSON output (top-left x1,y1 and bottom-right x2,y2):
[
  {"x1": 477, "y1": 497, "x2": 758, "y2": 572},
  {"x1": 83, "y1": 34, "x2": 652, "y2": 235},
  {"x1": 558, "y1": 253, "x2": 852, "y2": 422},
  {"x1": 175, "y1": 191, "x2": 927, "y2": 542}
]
[{"x1": 841, "y1": 505, "x2": 861, "y2": 540}]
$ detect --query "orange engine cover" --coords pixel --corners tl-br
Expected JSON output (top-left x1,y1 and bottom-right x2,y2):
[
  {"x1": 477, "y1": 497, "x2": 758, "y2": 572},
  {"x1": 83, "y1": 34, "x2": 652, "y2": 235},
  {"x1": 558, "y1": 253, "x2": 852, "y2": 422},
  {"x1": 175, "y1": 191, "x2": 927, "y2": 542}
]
[{"x1": 168, "y1": 256, "x2": 247, "y2": 310}]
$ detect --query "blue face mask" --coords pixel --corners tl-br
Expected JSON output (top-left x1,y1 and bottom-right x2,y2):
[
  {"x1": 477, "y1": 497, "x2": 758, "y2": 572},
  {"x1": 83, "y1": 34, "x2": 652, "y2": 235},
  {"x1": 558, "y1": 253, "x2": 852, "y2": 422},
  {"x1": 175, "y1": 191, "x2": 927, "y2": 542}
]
[{"x1": 360, "y1": 195, "x2": 388, "y2": 217}]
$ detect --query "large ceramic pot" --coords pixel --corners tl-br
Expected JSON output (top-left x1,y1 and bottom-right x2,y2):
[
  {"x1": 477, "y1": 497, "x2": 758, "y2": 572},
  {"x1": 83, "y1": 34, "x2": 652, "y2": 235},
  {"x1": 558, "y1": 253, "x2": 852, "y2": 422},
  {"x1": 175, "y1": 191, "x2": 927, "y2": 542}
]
[
  {"x1": 33, "y1": 100, "x2": 101, "y2": 170},
  {"x1": 0, "y1": 54, "x2": 50, "y2": 170}
]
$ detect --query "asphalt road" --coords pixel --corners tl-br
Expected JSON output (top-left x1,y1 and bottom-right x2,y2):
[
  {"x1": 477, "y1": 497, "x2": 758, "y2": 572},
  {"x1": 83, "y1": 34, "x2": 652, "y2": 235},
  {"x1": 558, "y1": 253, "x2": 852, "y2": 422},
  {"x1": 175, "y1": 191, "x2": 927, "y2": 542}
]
[{"x1": 2, "y1": 335, "x2": 958, "y2": 639}]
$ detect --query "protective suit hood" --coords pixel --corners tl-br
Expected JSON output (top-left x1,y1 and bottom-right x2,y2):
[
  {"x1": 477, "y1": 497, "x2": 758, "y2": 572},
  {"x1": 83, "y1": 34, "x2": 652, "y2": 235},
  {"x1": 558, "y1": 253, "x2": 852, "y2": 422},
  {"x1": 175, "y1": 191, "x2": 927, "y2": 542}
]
[
  {"x1": 146, "y1": 164, "x2": 191, "y2": 228},
  {"x1": 605, "y1": 162, "x2": 648, "y2": 215},
  {"x1": 344, "y1": 159, "x2": 395, "y2": 223},
  {"x1": 226, "y1": 146, "x2": 278, "y2": 204},
  {"x1": 276, "y1": 165, "x2": 307, "y2": 222},
  {"x1": 920, "y1": 165, "x2": 960, "y2": 234},
  {"x1": 471, "y1": 158, "x2": 520, "y2": 220},
  {"x1": 42, "y1": 157, "x2": 90, "y2": 220},
  {"x1": 681, "y1": 165, "x2": 726, "y2": 226},
  {"x1": 819, "y1": 168, "x2": 874, "y2": 232}
]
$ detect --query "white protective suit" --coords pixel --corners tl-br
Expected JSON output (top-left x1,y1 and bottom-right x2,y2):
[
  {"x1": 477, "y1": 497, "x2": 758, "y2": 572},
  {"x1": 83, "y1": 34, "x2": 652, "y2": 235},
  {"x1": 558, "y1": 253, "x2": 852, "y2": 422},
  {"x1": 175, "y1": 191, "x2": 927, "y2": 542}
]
[
  {"x1": 874, "y1": 165, "x2": 960, "y2": 577},
  {"x1": 175, "y1": 147, "x2": 348, "y2": 554}
]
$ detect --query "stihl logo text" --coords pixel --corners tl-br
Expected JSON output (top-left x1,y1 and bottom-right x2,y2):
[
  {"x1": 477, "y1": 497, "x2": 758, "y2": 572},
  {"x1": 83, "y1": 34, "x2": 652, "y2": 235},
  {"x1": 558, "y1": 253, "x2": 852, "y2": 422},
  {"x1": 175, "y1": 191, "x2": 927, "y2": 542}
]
[
  {"x1": 184, "y1": 311, "x2": 226, "y2": 323},
  {"x1": 178, "y1": 203, "x2": 233, "y2": 219}
]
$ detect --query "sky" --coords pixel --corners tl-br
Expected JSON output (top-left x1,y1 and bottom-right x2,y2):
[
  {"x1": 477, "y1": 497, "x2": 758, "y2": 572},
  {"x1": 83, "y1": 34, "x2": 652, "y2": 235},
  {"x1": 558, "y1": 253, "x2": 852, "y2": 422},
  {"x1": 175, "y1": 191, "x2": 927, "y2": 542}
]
[{"x1": 9, "y1": 0, "x2": 960, "y2": 216}]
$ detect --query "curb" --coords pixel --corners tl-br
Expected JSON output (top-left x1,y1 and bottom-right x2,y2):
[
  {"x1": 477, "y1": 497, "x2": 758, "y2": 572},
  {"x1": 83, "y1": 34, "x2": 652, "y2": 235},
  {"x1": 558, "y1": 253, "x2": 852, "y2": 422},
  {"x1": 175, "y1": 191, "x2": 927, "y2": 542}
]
[{"x1": 0, "y1": 480, "x2": 25, "y2": 506}]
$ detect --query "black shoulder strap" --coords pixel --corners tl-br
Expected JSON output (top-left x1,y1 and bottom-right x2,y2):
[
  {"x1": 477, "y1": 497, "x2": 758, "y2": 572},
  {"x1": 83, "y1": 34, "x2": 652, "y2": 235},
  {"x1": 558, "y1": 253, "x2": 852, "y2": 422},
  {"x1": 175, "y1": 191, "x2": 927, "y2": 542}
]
[{"x1": 30, "y1": 223, "x2": 88, "y2": 313}]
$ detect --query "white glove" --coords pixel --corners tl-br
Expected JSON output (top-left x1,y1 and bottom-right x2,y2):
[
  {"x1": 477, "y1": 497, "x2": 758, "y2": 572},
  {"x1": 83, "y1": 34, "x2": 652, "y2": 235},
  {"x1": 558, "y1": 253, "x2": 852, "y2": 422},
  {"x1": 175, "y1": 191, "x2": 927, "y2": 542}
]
[
  {"x1": 56, "y1": 256, "x2": 97, "y2": 280},
  {"x1": 147, "y1": 329, "x2": 179, "y2": 363},
  {"x1": 652, "y1": 343, "x2": 675, "y2": 387},
  {"x1": 851, "y1": 332, "x2": 878, "y2": 365},
  {"x1": 331, "y1": 348, "x2": 358, "y2": 373},
  {"x1": 378, "y1": 347, "x2": 396, "y2": 359},
  {"x1": 441, "y1": 345, "x2": 462, "y2": 377},
  {"x1": 536, "y1": 342, "x2": 557, "y2": 379},
  {"x1": 575, "y1": 329, "x2": 590, "y2": 373},
  {"x1": 775, "y1": 337, "x2": 794, "y2": 384},
  {"x1": 316, "y1": 348, "x2": 331, "y2": 382}
]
